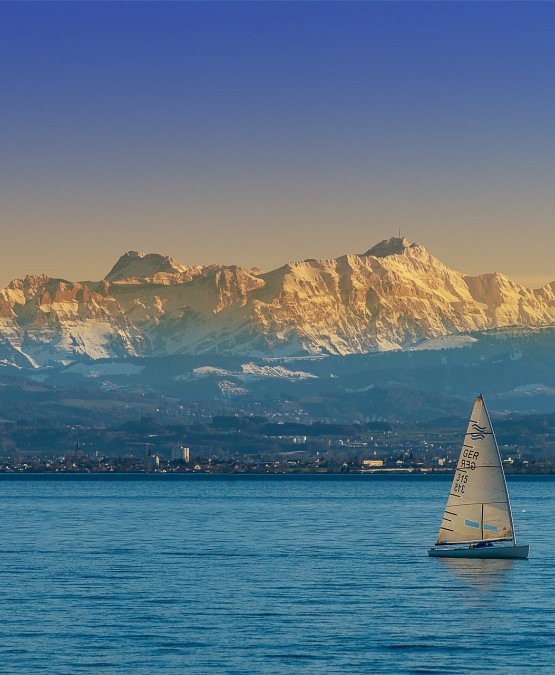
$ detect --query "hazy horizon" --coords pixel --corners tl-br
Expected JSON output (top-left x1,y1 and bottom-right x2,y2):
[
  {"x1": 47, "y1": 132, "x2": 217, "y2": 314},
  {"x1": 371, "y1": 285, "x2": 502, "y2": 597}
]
[{"x1": 2, "y1": 2, "x2": 554, "y2": 289}]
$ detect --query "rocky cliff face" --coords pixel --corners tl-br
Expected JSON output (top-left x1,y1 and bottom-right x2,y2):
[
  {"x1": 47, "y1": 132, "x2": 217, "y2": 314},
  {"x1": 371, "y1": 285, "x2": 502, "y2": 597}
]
[{"x1": 1, "y1": 241, "x2": 555, "y2": 366}]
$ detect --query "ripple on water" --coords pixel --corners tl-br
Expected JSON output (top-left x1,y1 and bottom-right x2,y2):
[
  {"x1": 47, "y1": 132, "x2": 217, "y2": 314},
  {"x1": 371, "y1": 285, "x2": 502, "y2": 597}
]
[{"x1": 0, "y1": 474, "x2": 551, "y2": 674}]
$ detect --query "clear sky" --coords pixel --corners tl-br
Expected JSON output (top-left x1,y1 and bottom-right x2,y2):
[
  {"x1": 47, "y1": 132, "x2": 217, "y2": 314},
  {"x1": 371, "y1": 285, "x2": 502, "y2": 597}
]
[{"x1": 1, "y1": 2, "x2": 554, "y2": 288}]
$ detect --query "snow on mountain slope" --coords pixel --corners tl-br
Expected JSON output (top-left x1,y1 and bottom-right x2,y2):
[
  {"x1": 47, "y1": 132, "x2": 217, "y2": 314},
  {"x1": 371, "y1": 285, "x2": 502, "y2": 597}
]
[
  {"x1": 242, "y1": 239, "x2": 555, "y2": 354},
  {"x1": 406, "y1": 335, "x2": 478, "y2": 351},
  {"x1": 183, "y1": 363, "x2": 318, "y2": 381},
  {"x1": 105, "y1": 251, "x2": 200, "y2": 284},
  {"x1": 1, "y1": 237, "x2": 554, "y2": 365},
  {"x1": 240, "y1": 363, "x2": 318, "y2": 379}
]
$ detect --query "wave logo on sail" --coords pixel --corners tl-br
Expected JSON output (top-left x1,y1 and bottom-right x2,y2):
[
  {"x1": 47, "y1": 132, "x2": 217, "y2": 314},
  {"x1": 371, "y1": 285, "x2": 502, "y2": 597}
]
[{"x1": 470, "y1": 422, "x2": 487, "y2": 440}]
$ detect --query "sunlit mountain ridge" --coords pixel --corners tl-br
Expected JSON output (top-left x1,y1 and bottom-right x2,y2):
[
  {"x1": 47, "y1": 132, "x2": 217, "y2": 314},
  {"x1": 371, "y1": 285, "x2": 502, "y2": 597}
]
[{"x1": 1, "y1": 237, "x2": 555, "y2": 368}]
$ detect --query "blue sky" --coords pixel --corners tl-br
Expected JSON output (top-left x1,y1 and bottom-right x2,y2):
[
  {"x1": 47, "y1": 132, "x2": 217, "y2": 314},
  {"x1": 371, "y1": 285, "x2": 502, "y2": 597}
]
[{"x1": 1, "y1": 2, "x2": 554, "y2": 286}]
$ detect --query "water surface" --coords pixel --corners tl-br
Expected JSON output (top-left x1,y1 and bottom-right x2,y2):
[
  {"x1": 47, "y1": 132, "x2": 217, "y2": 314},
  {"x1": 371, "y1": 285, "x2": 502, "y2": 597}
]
[{"x1": 0, "y1": 474, "x2": 552, "y2": 673}]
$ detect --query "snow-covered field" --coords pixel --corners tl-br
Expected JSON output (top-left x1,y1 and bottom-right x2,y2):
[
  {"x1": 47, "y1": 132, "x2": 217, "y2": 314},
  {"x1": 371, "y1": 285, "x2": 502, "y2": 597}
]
[{"x1": 178, "y1": 363, "x2": 319, "y2": 382}]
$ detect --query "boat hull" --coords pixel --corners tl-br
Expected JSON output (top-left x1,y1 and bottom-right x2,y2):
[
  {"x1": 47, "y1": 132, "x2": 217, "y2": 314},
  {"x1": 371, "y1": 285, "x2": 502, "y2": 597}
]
[{"x1": 428, "y1": 544, "x2": 529, "y2": 559}]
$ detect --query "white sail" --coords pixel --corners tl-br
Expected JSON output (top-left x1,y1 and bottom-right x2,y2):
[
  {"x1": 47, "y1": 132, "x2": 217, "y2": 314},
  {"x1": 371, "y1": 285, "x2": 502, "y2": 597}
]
[{"x1": 436, "y1": 395, "x2": 514, "y2": 545}]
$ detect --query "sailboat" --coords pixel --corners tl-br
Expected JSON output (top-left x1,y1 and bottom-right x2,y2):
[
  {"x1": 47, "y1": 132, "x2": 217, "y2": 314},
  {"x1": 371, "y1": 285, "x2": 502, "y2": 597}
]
[{"x1": 429, "y1": 395, "x2": 529, "y2": 559}]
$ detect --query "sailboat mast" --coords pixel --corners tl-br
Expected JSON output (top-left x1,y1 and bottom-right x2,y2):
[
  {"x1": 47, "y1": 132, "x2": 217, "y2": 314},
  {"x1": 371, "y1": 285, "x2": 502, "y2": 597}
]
[{"x1": 481, "y1": 395, "x2": 517, "y2": 546}]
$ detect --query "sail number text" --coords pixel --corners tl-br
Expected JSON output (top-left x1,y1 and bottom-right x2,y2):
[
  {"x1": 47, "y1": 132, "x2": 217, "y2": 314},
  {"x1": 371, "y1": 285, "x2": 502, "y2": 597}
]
[
  {"x1": 453, "y1": 471, "x2": 468, "y2": 493},
  {"x1": 459, "y1": 448, "x2": 479, "y2": 471},
  {"x1": 454, "y1": 449, "x2": 480, "y2": 492}
]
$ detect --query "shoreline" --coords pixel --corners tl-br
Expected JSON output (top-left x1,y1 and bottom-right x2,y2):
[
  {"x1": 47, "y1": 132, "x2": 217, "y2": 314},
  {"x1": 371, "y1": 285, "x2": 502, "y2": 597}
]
[{"x1": 0, "y1": 468, "x2": 553, "y2": 477}]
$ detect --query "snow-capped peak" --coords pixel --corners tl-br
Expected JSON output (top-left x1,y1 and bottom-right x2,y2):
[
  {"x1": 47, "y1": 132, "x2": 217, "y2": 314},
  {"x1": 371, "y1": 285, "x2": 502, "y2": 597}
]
[
  {"x1": 1, "y1": 238, "x2": 555, "y2": 365},
  {"x1": 362, "y1": 236, "x2": 417, "y2": 258},
  {"x1": 105, "y1": 251, "x2": 189, "y2": 282}
]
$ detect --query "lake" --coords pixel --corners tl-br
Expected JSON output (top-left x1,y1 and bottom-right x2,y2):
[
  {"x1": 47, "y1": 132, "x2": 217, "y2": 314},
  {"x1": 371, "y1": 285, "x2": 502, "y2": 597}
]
[{"x1": 0, "y1": 474, "x2": 552, "y2": 673}]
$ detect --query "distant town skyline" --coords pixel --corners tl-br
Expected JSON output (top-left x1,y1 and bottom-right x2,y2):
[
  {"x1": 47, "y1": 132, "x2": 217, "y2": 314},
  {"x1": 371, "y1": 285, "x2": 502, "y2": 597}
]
[{"x1": 1, "y1": 2, "x2": 555, "y2": 288}]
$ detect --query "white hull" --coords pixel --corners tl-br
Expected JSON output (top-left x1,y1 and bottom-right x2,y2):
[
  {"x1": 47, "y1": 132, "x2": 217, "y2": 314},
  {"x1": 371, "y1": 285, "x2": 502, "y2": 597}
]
[{"x1": 429, "y1": 543, "x2": 529, "y2": 559}]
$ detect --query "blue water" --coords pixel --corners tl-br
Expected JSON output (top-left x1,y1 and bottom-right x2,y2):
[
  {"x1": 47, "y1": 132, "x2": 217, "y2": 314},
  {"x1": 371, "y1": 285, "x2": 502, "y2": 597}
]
[{"x1": 0, "y1": 474, "x2": 552, "y2": 673}]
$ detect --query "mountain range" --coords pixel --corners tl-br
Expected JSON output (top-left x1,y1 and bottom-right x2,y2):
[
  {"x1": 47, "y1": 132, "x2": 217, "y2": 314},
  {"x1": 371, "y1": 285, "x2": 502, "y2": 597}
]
[{"x1": 1, "y1": 237, "x2": 555, "y2": 368}]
